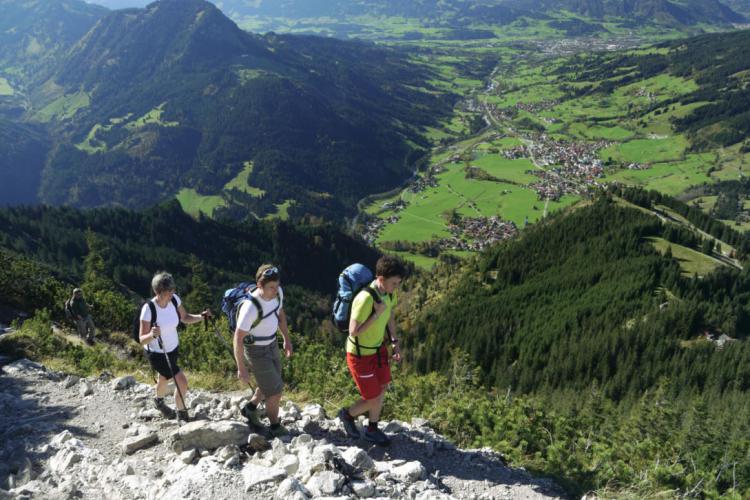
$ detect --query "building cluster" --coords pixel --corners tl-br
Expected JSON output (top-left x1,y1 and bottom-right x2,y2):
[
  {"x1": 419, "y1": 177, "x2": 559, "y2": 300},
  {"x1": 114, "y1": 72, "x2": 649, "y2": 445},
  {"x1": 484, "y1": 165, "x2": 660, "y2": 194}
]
[{"x1": 441, "y1": 216, "x2": 519, "y2": 251}]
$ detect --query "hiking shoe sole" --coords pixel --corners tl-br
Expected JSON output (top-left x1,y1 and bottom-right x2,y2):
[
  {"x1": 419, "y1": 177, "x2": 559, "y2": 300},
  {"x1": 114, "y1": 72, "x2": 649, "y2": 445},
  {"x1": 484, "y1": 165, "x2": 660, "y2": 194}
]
[{"x1": 337, "y1": 408, "x2": 360, "y2": 439}]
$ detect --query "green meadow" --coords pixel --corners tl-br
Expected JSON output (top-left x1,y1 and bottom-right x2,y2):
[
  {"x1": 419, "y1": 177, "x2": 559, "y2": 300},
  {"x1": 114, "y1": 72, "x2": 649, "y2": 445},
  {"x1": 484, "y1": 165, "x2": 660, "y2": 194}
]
[
  {"x1": 648, "y1": 237, "x2": 725, "y2": 277},
  {"x1": 0, "y1": 77, "x2": 13, "y2": 96},
  {"x1": 177, "y1": 161, "x2": 267, "y2": 218}
]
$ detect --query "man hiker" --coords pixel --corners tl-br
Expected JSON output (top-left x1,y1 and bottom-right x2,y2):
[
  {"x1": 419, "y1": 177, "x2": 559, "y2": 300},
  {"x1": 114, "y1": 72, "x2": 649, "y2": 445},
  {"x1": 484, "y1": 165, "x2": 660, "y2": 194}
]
[
  {"x1": 70, "y1": 288, "x2": 96, "y2": 344},
  {"x1": 234, "y1": 264, "x2": 293, "y2": 437},
  {"x1": 338, "y1": 256, "x2": 406, "y2": 446}
]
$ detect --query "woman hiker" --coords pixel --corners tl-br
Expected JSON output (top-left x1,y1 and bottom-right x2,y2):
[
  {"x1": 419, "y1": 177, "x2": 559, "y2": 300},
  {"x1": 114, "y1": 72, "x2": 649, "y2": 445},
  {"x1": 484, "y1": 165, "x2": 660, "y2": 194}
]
[
  {"x1": 233, "y1": 264, "x2": 293, "y2": 437},
  {"x1": 139, "y1": 271, "x2": 211, "y2": 421}
]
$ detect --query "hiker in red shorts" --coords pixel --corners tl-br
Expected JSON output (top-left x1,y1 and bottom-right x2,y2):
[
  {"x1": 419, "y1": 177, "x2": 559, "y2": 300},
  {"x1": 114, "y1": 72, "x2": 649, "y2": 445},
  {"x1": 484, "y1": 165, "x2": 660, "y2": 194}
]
[{"x1": 338, "y1": 256, "x2": 406, "y2": 446}]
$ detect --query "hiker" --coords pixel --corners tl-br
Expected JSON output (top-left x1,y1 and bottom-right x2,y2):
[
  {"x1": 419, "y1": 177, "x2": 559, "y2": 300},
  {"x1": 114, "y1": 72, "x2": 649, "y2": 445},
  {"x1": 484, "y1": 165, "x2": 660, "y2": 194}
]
[
  {"x1": 338, "y1": 255, "x2": 406, "y2": 446},
  {"x1": 70, "y1": 288, "x2": 96, "y2": 344},
  {"x1": 139, "y1": 272, "x2": 211, "y2": 421},
  {"x1": 233, "y1": 264, "x2": 293, "y2": 437}
]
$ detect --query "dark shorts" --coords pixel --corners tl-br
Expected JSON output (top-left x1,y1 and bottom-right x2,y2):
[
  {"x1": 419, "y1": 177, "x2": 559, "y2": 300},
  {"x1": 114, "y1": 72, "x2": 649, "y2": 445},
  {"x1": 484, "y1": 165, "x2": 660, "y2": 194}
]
[
  {"x1": 147, "y1": 347, "x2": 181, "y2": 380},
  {"x1": 346, "y1": 345, "x2": 391, "y2": 400},
  {"x1": 244, "y1": 342, "x2": 284, "y2": 397}
]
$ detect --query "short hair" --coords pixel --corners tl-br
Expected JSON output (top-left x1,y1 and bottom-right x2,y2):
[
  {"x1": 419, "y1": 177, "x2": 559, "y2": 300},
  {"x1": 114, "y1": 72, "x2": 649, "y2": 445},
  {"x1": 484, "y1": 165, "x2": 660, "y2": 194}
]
[
  {"x1": 256, "y1": 263, "x2": 280, "y2": 286},
  {"x1": 375, "y1": 255, "x2": 407, "y2": 279},
  {"x1": 151, "y1": 271, "x2": 176, "y2": 295}
]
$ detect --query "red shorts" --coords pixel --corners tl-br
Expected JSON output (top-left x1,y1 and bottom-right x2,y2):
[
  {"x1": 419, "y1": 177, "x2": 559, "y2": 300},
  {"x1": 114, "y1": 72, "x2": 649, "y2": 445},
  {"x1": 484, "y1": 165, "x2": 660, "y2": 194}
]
[{"x1": 346, "y1": 345, "x2": 392, "y2": 400}]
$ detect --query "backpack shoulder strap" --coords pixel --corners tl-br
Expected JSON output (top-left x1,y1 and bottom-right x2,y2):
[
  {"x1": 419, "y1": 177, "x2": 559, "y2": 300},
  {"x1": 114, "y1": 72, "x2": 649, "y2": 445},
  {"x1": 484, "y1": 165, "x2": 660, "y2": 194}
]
[
  {"x1": 147, "y1": 300, "x2": 157, "y2": 327},
  {"x1": 249, "y1": 295, "x2": 264, "y2": 330},
  {"x1": 171, "y1": 296, "x2": 181, "y2": 321}
]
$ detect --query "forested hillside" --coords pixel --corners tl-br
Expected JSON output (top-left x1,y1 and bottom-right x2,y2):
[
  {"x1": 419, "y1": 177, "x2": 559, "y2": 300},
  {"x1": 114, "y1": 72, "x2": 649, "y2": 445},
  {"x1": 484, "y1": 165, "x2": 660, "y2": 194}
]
[
  {"x1": 21, "y1": 0, "x2": 452, "y2": 219},
  {"x1": 0, "y1": 201, "x2": 379, "y2": 333},
  {"x1": 406, "y1": 191, "x2": 750, "y2": 398}
]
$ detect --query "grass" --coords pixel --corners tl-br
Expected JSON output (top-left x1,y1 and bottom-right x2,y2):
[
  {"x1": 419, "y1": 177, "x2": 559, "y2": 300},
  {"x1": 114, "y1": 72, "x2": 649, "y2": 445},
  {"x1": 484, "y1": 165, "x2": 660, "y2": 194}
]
[
  {"x1": 33, "y1": 91, "x2": 90, "y2": 122},
  {"x1": 600, "y1": 136, "x2": 689, "y2": 164},
  {"x1": 124, "y1": 103, "x2": 179, "y2": 130},
  {"x1": 606, "y1": 153, "x2": 714, "y2": 196},
  {"x1": 0, "y1": 77, "x2": 13, "y2": 96},
  {"x1": 224, "y1": 161, "x2": 265, "y2": 197},
  {"x1": 647, "y1": 237, "x2": 725, "y2": 277},
  {"x1": 176, "y1": 188, "x2": 226, "y2": 218},
  {"x1": 470, "y1": 156, "x2": 541, "y2": 184},
  {"x1": 265, "y1": 200, "x2": 294, "y2": 221}
]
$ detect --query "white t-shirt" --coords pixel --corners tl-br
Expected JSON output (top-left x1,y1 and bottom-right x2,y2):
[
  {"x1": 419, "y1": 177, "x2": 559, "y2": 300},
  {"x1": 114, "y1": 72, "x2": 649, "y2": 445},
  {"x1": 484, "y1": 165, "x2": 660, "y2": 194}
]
[
  {"x1": 236, "y1": 287, "x2": 283, "y2": 346},
  {"x1": 140, "y1": 295, "x2": 182, "y2": 353}
]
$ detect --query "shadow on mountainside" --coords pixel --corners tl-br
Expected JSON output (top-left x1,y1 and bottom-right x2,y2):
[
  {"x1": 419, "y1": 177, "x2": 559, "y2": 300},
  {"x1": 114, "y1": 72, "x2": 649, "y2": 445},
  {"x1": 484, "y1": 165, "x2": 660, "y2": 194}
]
[{"x1": 0, "y1": 362, "x2": 94, "y2": 490}]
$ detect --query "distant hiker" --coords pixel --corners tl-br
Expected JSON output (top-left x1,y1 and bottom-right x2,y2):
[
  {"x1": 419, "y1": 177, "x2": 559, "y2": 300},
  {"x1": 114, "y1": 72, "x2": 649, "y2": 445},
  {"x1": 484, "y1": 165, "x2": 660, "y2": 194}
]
[
  {"x1": 338, "y1": 255, "x2": 406, "y2": 446},
  {"x1": 139, "y1": 272, "x2": 211, "y2": 421},
  {"x1": 69, "y1": 288, "x2": 96, "y2": 344},
  {"x1": 233, "y1": 264, "x2": 293, "y2": 437}
]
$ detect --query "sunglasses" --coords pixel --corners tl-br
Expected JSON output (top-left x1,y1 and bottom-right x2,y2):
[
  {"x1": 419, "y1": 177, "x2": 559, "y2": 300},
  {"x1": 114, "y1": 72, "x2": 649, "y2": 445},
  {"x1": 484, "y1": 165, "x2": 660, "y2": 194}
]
[{"x1": 262, "y1": 266, "x2": 279, "y2": 277}]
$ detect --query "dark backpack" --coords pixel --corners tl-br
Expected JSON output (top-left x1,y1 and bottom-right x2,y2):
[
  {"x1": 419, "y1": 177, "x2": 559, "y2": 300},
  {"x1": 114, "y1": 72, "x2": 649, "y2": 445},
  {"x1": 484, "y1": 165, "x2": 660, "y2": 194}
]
[
  {"x1": 131, "y1": 297, "x2": 180, "y2": 346},
  {"x1": 221, "y1": 282, "x2": 280, "y2": 335}
]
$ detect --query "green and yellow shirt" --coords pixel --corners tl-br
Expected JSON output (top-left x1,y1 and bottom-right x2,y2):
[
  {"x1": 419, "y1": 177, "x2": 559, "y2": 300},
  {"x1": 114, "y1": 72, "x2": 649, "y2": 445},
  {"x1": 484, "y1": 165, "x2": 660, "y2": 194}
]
[{"x1": 346, "y1": 281, "x2": 397, "y2": 356}]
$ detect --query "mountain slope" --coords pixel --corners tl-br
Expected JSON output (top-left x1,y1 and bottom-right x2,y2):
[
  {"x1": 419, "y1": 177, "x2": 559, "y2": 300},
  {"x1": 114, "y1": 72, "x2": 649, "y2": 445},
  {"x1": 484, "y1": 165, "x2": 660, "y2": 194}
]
[
  {"x1": 0, "y1": 120, "x2": 50, "y2": 205},
  {"x1": 0, "y1": 0, "x2": 107, "y2": 78},
  {"x1": 27, "y1": 0, "x2": 452, "y2": 218}
]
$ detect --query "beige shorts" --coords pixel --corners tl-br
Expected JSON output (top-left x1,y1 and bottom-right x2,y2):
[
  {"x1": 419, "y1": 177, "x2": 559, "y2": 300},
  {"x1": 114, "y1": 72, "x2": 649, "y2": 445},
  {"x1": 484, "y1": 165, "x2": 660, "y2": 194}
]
[{"x1": 244, "y1": 341, "x2": 284, "y2": 397}]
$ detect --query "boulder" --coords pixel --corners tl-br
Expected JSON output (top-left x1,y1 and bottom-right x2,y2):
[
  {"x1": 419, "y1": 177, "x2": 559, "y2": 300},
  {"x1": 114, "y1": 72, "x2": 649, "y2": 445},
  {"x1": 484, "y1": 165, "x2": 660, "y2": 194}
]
[
  {"x1": 301, "y1": 404, "x2": 326, "y2": 421},
  {"x1": 276, "y1": 454, "x2": 300, "y2": 475},
  {"x1": 411, "y1": 417, "x2": 431, "y2": 428},
  {"x1": 62, "y1": 376, "x2": 80, "y2": 389},
  {"x1": 112, "y1": 376, "x2": 136, "y2": 391},
  {"x1": 305, "y1": 471, "x2": 345, "y2": 497},
  {"x1": 351, "y1": 479, "x2": 377, "y2": 498},
  {"x1": 49, "y1": 448, "x2": 83, "y2": 474},
  {"x1": 50, "y1": 430, "x2": 74, "y2": 449},
  {"x1": 241, "y1": 463, "x2": 287, "y2": 491},
  {"x1": 78, "y1": 380, "x2": 94, "y2": 397},
  {"x1": 275, "y1": 477, "x2": 309, "y2": 500},
  {"x1": 180, "y1": 449, "x2": 197, "y2": 464},
  {"x1": 391, "y1": 461, "x2": 426, "y2": 484},
  {"x1": 342, "y1": 447, "x2": 375, "y2": 472},
  {"x1": 121, "y1": 432, "x2": 158, "y2": 455},
  {"x1": 383, "y1": 421, "x2": 406, "y2": 434},
  {"x1": 170, "y1": 420, "x2": 250, "y2": 452}
]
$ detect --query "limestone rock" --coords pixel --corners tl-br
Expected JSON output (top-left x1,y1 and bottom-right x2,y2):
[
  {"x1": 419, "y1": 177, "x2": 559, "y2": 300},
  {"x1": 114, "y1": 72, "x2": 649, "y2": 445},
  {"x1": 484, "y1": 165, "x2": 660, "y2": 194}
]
[
  {"x1": 49, "y1": 448, "x2": 83, "y2": 474},
  {"x1": 305, "y1": 471, "x2": 345, "y2": 497},
  {"x1": 247, "y1": 433, "x2": 270, "y2": 452},
  {"x1": 241, "y1": 463, "x2": 287, "y2": 491},
  {"x1": 170, "y1": 420, "x2": 250, "y2": 452},
  {"x1": 342, "y1": 447, "x2": 375, "y2": 471},
  {"x1": 275, "y1": 476, "x2": 309, "y2": 500},
  {"x1": 112, "y1": 376, "x2": 136, "y2": 391},
  {"x1": 276, "y1": 454, "x2": 300, "y2": 475},
  {"x1": 351, "y1": 479, "x2": 377, "y2": 498},
  {"x1": 391, "y1": 461, "x2": 426, "y2": 484},
  {"x1": 62, "y1": 376, "x2": 80, "y2": 389},
  {"x1": 301, "y1": 403, "x2": 326, "y2": 421},
  {"x1": 79, "y1": 380, "x2": 94, "y2": 397},
  {"x1": 121, "y1": 432, "x2": 158, "y2": 455}
]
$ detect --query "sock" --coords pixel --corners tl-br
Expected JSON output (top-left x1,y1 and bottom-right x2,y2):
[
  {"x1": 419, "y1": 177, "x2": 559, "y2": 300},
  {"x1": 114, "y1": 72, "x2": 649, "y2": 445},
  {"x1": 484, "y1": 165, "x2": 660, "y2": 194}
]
[
  {"x1": 343, "y1": 410, "x2": 355, "y2": 421},
  {"x1": 367, "y1": 421, "x2": 379, "y2": 432},
  {"x1": 245, "y1": 402, "x2": 257, "y2": 412},
  {"x1": 270, "y1": 422, "x2": 281, "y2": 430},
  {"x1": 154, "y1": 397, "x2": 165, "y2": 404}
]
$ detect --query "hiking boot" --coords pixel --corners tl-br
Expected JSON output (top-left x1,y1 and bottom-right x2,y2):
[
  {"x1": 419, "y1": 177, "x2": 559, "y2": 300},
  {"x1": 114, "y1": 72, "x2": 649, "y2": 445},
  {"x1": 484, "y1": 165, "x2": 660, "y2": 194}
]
[
  {"x1": 241, "y1": 404, "x2": 263, "y2": 428},
  {"x1": 337, "y1": 408, "x2": 360, "y2": 439},
  {"x1": 154, "y1": 397, "x2": 176, "y2": 420},
  {"x1": 177, "y1": 410, "x2": 191, "y2": 423},
  {"x1": 269, "y1": 424, "x2": 290, "y2": 438},
  {"x1": 364, "y1": 428, "x2": 391, "y2": 446}
]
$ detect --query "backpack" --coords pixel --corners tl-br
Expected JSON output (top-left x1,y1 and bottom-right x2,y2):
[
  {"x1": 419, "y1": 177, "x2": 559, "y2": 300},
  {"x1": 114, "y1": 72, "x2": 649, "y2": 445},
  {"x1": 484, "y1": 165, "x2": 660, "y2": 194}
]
[
  {"x1": 332, "y1": 263, "x2": 380, "y2": 333},
  {"x1": 221, "y1": 282, "x2": 280, "y2": 336},
  {"x1": 131, "y1": 297, "x2": 180, "y2": 346}
]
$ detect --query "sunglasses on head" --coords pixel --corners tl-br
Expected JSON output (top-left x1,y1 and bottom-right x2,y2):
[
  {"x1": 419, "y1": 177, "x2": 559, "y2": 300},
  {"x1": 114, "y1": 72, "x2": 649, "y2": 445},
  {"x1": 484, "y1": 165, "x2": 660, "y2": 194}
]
[{"x1": 262, "y1": 267, "x2": 279, "y2": 277}]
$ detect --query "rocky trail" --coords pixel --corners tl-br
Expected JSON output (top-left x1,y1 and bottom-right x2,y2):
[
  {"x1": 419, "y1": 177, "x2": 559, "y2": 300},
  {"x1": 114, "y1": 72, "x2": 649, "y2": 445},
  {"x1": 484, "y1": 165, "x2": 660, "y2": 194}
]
[{"x1": 0, "y1": 358, "x2": 566, "y2": 499}]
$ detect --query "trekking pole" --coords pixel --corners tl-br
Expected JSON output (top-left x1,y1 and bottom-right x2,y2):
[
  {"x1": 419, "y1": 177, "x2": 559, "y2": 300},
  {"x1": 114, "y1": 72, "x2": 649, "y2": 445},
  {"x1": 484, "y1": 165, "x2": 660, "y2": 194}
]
[{"x1": 155, "y1": 331, "x2": 186, "y2": 423}]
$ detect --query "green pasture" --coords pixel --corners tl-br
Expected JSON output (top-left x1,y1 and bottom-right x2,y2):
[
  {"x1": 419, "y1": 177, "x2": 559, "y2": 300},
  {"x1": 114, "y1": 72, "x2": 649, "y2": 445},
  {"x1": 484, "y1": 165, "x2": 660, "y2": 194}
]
[
  {"x1": 176, "y1": 188, "x2": 225, "y2": 218},
  {"x1": 648, "y1": 237, "x2": 724, "y2": 277},
  {"x1": 470, "y1": 156, "x2": 539, "y2": 184},
  {"x1": 567, "y1": 122, "x2": 635, "y2": 141},
  {"x1": 34, "y1": 91, "x2": 90, "y2": 122},
  {"x1": 0, "y1": 77, "x2": 13, "y2": 96},
  {"x1": 265, "y1": 200, "x2": 293, "y2": 221},
  {"x1": 124, "y1": 103, "x2": 178, "y2": 130},
  {"x1": 600, "y1": 135, "x2": 688, "y2": 164},
  {"x1": 607, "y1": 153, "x2": 713, "y2": 196},
  {"x1": 225, "y1": 161, "x2": 265, "y2": 197}
]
